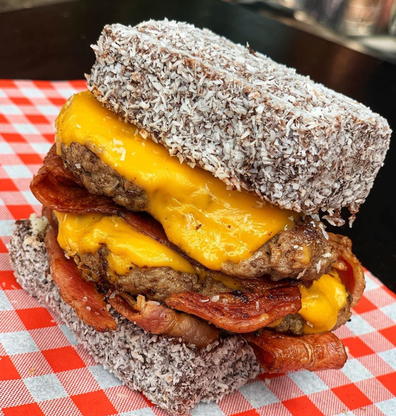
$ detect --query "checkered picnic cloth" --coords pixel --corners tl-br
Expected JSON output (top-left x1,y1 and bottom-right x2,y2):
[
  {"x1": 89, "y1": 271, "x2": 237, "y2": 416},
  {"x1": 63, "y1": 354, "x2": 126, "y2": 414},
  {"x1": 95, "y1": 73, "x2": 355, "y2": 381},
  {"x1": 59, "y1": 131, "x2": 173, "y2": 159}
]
[{"x1": 0, "y1": 79, "x2": 395, "y2": 416}]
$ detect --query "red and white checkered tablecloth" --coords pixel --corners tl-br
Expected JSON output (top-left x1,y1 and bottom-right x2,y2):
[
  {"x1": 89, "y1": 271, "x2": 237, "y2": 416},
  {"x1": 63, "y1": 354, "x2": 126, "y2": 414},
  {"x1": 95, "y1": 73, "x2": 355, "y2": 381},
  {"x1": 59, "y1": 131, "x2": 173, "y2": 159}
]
[{"x1": 0, "y1": 79, "x2": 396, "y2": 416}]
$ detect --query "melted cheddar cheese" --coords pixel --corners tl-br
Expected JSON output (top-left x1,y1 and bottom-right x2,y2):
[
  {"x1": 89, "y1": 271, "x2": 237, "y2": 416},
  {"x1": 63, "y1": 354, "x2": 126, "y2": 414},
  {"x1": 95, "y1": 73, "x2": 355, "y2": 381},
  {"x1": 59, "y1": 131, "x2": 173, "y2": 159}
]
[
  {"x1": 55, "y1": 210, "x2": 348, "y2": 334},
  {"x1": 299, "y1": 271, "x2": 348, "y2": 334},
  {"x1": 55, "y1": 91, "x2": 297, "y2": 270},
  {"x1": 54, "y1": 211, "x2": 195, "y2": 275}
]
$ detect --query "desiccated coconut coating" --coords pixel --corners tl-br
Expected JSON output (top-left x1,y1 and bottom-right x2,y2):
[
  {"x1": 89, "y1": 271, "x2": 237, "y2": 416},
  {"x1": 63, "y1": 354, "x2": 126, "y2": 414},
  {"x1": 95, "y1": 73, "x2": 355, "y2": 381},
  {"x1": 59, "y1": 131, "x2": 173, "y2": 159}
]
[
  {"x1": 87, "y1": 20, "x2": 391, "y2": 223},
  {"x1": 8, "y1": 220, "x2": 261, "y2": 415}
]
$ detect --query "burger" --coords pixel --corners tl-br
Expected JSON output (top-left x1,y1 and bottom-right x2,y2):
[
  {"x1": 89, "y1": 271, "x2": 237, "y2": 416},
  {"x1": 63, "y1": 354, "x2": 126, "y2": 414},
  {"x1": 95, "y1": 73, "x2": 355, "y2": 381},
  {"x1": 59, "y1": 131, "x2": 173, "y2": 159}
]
[{"x1": 8, "y1": 20, "x2": 391, "y2": 415}]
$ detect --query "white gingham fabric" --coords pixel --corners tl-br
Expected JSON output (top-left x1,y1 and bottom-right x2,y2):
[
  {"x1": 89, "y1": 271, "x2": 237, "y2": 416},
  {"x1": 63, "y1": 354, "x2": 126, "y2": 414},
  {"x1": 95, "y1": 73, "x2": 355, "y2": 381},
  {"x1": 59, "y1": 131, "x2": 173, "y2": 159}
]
[{"x1": 0, "y1": 79, "x2": 395, "y2": 416}]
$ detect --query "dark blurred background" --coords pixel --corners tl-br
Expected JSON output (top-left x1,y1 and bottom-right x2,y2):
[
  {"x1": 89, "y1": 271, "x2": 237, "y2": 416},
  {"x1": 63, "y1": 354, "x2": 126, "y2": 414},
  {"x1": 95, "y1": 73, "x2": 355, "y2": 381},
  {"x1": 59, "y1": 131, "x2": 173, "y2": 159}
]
[
  {"x1": 2, "y1": 0, "x2": 396, "y2": 63},
  {"x1": 226, "y1": 0, "x2": 396, "y2": 64},
  {"x1": 0, "y1": 0, "x2": 395, "y2": 289}
]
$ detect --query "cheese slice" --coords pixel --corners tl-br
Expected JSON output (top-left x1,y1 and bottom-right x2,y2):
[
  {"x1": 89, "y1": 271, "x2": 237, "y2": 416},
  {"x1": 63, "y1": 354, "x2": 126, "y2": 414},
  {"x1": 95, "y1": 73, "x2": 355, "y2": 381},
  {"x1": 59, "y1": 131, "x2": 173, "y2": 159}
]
[
  {"x1": 56, "y1": 91, "x2": 297, "y2": 270},
  {"x1": 54, "y1": 211, "x2": 195, "y2": 275},
  {"x1": 55, "y1": 210, "x2": 348, "y2": 334}
]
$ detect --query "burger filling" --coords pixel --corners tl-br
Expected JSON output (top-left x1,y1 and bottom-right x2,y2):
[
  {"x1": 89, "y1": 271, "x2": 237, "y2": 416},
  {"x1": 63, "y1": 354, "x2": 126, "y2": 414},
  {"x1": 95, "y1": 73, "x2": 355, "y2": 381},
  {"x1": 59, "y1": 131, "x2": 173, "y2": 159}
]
[
  {"x1": 26, "y1": 90, "x2": 365, "y2": 371},
  {"x1": 54, "y1": 209, "x2": 350, "y2": 335},
  {"x1": 56, "y1": 91, "x2": 335, "y2": 280}
]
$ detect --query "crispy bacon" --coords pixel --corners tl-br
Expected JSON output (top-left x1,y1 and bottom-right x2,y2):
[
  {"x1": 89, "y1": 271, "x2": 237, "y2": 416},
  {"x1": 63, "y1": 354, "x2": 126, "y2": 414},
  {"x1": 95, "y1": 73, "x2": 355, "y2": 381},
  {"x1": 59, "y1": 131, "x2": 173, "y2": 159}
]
[
  {"x1": 236, "y1": 275, "x2": 301, "y2": 294},
  {"x1": 31, "y1": 146, "x2": 117, "y2": 214},
  {"x1": 244, "y1": 330, "x2": 347, "y2": 373},
  {"x1": 109, "y1": 292, "x2": 219, "y2": 348},
  {"x1": 44, "y1": 227, "x2": 117, "y2": 332},
  {"x1": 165, "y1": 287, "x2": 301, "y2": 333},
  {"x1": 329, "y1": 233, "x2": 365, "y2": 308}
]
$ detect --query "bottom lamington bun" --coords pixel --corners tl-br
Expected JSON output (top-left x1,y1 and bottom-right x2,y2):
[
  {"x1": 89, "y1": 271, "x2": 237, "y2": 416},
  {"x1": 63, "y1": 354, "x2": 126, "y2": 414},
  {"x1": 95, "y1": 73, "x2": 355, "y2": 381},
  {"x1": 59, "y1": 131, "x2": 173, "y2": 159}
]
[{"x1": 8, "y1": 218, "x2": 261, "y2": 416}]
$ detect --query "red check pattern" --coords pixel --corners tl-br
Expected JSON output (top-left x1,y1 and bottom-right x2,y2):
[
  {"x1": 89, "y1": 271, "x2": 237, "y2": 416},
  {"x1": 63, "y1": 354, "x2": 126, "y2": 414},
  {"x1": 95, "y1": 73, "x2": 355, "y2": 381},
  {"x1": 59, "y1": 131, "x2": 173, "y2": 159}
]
[{"x1": 0, "y1": 79, "x2": 395, "y2": 416}]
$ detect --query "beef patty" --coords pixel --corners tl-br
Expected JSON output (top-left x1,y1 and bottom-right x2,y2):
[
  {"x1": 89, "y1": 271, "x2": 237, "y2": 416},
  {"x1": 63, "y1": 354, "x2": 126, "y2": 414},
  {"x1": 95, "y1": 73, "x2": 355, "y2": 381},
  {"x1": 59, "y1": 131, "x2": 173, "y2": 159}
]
[
  {"x1": 75, "y1": 246, "x2": 232, "y2": 302},
  {"x1": 61, "y1": 142, "x2": 336, "y2": 281},
  {"x1": 72, "y1": 245, "x2": 351, "y2": 336}
]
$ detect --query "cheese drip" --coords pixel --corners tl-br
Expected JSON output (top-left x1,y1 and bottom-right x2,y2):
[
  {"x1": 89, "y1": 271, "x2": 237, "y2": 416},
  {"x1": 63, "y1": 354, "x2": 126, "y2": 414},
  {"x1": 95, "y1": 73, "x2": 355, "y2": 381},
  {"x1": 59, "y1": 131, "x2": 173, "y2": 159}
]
[
  {"x1": 54, "y1": 211, "x2": 195, "y2": 275},
  {"x1": 299, "y1": 271, "x2": 348, "y2": 334},
  {"x1": 55, "y1": 91, "x2": 296, "y2": 270},
  {"x1": 55, "y1": 210, "x2": 348, "y2": 333}
]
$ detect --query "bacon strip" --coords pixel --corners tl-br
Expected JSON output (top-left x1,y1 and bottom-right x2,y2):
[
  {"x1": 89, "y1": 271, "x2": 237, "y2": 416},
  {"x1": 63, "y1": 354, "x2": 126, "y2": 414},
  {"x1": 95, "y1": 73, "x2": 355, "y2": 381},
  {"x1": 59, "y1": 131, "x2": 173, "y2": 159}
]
[
  {"x1": 244, "y1": 330, "x2": 347, "y2": 373},
  {"x1": 236, "y1": 275, "x2": 301, "y2": 294},
  {"x1": 329, "y1": 233, "x2": 365, "y2": 308},
  {"x1": 44, "y1": 227, "x2": 117, "y2": 332},
  {"x1": 109, "y1": 292, "x2": 218, "y2": 348},
  {"x1": 31, "y1": 146, "x2": 117, "y2": 214},
  {"x1": 165, "y1": 287, "x2": 301, "y2": 333}
]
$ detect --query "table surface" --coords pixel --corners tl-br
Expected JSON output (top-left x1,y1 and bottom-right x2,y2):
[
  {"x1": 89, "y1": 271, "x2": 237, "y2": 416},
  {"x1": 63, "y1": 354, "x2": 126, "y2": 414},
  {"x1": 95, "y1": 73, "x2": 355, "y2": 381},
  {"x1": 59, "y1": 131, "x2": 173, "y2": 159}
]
[{"x1": 0, "y1": 0, "x2": 395, "y2": 291}]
